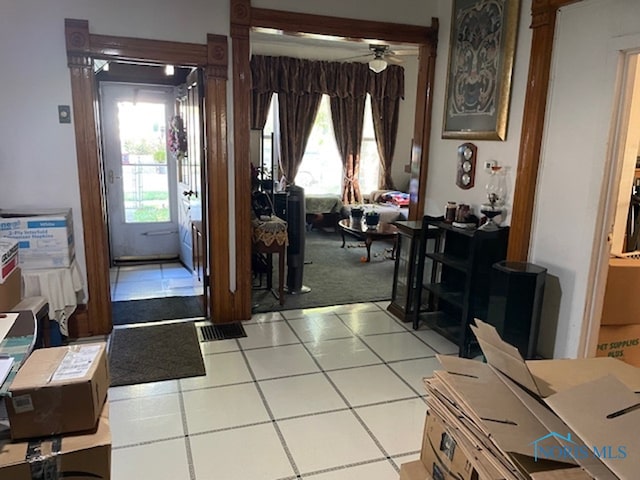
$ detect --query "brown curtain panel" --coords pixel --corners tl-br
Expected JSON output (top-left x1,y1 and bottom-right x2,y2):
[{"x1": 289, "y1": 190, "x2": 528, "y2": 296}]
[
  {"x1": 250, "y1": 55, "x2": 404, "y2": 191},
  {"x1": 331, "y1": 96, "x2": 366, "y2": 204},
  {"x1": 371, "y1": 96, "x2": 400, "y2": 190},
  {"x1": 277, "y1": 92, "x2": 322, "y2": 184},
  {"x1": 251, "y1": 91, "x2": 273, "y2": 130}
]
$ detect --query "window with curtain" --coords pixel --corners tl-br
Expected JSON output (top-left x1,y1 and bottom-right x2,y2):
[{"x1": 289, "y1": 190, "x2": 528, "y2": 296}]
[{"x1": 263, "y1": 94, "x2": 380, "y2": 196}]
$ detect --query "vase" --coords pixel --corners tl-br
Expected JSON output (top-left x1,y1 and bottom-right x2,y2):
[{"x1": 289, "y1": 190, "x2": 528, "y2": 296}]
[{"x1": 365, "y1": 213, "x2": 380, "y2": 228}]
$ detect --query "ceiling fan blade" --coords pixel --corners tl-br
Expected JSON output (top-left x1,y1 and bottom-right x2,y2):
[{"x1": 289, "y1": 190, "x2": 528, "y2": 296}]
[
  {"x1": 389, "y1": 49, "x2": 418, "y2": 56},
  {"x1": 339, "y1": 53, "x2": 372, "y2": 62},
  {"x1": 386, "y1": 55, "x2": 405, "y2": 65}
]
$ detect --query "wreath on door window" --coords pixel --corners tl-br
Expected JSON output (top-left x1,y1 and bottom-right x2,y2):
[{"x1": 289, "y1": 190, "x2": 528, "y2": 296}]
[{"x1": 168, "y1": 115, "x2": 187, "y2": 159}]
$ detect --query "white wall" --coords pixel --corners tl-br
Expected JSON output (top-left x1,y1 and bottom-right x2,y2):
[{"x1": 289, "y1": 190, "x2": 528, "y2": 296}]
[
  {"x1": 530, "y1": 0, "x2": 640, "y2": 358},
  {"x1": 425, "y1": 0, "x2": 532, "y2": 220}
]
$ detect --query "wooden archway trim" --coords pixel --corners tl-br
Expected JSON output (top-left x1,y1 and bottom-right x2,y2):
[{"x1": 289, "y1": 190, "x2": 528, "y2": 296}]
[
  {"x1": 507, "y1": 0, "x2": 582, "y2": 261},
  {"x1": 230, "y1": 0, "x2": 439, "y2": 316},
  {"x1": 64, "y1": 19, "x2": 234, "y2": 335}
]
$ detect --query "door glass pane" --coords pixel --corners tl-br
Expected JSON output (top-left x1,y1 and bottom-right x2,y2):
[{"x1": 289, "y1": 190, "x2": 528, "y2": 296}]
[{"x1": 117, "y1": 101, "x2": 170, "y2": 223}]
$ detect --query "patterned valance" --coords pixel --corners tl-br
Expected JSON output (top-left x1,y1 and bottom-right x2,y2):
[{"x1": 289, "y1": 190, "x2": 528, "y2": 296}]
[{"x1": 251, "y1": 55, "x2": 404, "y2": 100}]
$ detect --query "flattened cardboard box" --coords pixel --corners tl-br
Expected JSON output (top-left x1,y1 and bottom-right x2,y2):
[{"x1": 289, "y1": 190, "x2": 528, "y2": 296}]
[
  {"x1": 597, "y1": 324, "x2": 640, "y2": 367},
  {"x1": 601, "y1": 258, "x2": 640, "y2": 325},
  {"x1": 6, "y1": 343, "x2": 109, "y2": 440},
  {"x1": 466, "y1": 319, "x2": 640, "y2": 480},
  {"x1": 0, "y1": 402, "x2": 110, "y2": 480}
]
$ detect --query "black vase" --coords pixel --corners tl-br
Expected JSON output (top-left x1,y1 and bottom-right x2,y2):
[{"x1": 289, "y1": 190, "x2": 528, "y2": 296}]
[{"x1": 365, "y1": 213, "x2": 380, "y2": 227}]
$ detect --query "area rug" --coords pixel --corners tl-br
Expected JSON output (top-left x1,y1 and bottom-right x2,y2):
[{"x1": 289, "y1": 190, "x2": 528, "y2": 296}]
[
  {"x1": 112, "y1": 296, "x2": 204, "y2": 326},
  {"x1": 252, "y1": 228, "x2": 395, "y2": 313},
  {"x1": 109, "y1": 322, "x2": 206, "y2": 387}
]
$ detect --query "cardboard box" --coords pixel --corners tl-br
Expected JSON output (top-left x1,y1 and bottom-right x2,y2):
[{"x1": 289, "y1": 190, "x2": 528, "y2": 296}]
[
  {"x1": 429, "y1": 319, "x2": 640, "y2": 480},
  {"x1": 0, "y1": 238, "x2": 18, "y2": 283},
  {"x1": 600, "y1": 258, "x2": 640, "y2": 325},
  {"x1": 597, "y1": 324, "x2": 640, "y2": 367},
  {"x1": 0, "y1": 267, "x2": 21, "y2": 312},
  {"x1": 0, "y1": 209, "x2": 75, "y2": 269},
  {"x1": 399, "y1": 460, "x2": 430, "y2": 480},
  {"x1": 6, "y1": 343, "x2": 109, "y2": 440},
  {"x1": 420, "y1": 412, "x2": 478, "y2": 480},
  {"x1": 0, "y1": 402, "x2": 111, "y2": 480}
]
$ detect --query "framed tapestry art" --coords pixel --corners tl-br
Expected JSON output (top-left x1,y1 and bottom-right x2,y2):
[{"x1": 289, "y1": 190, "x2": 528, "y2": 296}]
[{"x1": 442, "y1": 0, "x2": 520, "y2": 141}]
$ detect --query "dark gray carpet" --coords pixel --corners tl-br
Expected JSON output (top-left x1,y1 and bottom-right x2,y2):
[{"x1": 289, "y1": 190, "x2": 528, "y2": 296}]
[
  {"x1": 112, "y1": 296, "x2": 204, "y2": 325},
  {"x1": 252, "y1": 228, "x2": 395, "y2": 313},
  {"x1": 109, "y1": 322, "x2": 206, "y2": 387}
]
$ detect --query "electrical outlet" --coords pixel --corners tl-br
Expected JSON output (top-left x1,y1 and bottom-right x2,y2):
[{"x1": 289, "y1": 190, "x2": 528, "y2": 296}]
[{"x1": 484, "y1": 160, "x2": 496, "y2": 171}]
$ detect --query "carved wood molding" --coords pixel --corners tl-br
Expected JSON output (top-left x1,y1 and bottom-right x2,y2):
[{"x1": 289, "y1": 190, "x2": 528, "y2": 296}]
[
  {"x1": 231, "y1": 0, "x2": 251, "y2": 26},
  {"x1": 90, "y1": 34, "x2": 207, "y2": 66},
  {"x1": 410, "y1": 38, "x2": 438, "y2": 221},
  {"x1": 207, "y1": 34, "x2": 229, "y2": 79},
  {"x1": 65, "y1": 18, "x2": 240, "y2": 333},
  {"x1": 507, "y1": 0, "x2": 582, "y2": 261},
  {"x1": 230, "y1": 21, "x2": 252, "y2": 320},
  {"x1": 251, "y1": 7, "x2": 436, "y2": 45}
]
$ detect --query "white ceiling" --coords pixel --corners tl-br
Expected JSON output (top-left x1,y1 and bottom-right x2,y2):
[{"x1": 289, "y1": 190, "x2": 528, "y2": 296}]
[{"x1": 250, "y1": 30, "x2": 418, "y2": 63}]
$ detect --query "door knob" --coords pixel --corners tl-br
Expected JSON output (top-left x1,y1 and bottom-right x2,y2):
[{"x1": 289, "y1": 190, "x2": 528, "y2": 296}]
[{"x1": 183, "y1": 190, "x2": 195, "y2": 198}]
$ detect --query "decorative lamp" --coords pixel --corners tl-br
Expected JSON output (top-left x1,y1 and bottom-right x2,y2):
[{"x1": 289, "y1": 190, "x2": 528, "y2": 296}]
[{"x1": 368, "y1": 58, "x2": 387, "y2": 73}]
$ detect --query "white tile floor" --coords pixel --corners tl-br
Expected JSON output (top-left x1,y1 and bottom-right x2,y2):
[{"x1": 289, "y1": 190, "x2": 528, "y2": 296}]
[
  {"x1": 110, "y1": 262, "x2": 202, "y2": 301},
  {"x1": 102, "y1": 264, "x2": 459, "y2": 479}
]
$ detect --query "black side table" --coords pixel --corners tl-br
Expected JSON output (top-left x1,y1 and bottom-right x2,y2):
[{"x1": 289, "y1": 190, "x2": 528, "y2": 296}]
[{"x1": 387, "y1": 218, "x2": 439, "y2": 324}]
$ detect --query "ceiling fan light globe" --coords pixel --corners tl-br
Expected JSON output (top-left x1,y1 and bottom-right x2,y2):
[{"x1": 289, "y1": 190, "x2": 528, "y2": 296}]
[{"x1": 369, "y1": 58, "x2": 387, "y2": 73}]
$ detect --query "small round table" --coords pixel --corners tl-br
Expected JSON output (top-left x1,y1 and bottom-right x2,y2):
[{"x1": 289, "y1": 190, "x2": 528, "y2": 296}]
[{"x1": 338, "y1": 219, "x2": 399, "y2": 262}]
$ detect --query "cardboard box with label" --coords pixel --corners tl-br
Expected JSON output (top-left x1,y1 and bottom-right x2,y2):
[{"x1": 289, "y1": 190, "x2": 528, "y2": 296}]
[
  {"x1": 0, "y1": 402, "x2": 111, "y2": 480},
  {"x1": 423, "y1": 319, "x2": 640, "y2": 480},
  {"x1": 0, "y1": 209, "x2": 75, "y2": 269},
  {"x1": 0, "y1": 267, "x2": 21, "y2": 312},
  {"x1": 597, "y1": 324, "x2": 640, "y2": 367},
  {"x1": 5, "y1": 342, "x2": 109, "y2": 440},
  {"x1": 0, "y1": 238, "x2": 18, "y2": 283}
]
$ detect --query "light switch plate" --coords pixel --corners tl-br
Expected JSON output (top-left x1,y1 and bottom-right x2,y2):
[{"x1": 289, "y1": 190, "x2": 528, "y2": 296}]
[{"x1": 58, "y1": 105, "x2": 71, "y2": 124}]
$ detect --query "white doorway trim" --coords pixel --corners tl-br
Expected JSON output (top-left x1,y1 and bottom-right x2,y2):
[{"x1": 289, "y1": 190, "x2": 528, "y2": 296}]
[{"x1": 580, "y1": 35, "x2": 640, "y2": 358}]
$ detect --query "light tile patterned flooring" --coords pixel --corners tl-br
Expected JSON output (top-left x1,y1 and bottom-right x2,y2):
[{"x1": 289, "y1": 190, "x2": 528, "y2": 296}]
[
  {"x1": 109, "y1": 262, "x2": 202, "y2": 301},
  {"x1": 103, "y1": 264, "x2": 457, "y2": 479}
]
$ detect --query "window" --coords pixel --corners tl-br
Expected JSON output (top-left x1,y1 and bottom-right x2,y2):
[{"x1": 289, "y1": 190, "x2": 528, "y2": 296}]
[{"x1": 264, "y1": 94, "x2": 381, "y2": 197}]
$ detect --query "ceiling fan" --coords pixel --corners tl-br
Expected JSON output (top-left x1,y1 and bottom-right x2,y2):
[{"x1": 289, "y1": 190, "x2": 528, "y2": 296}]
[{"x1": 341, "y1": 44, "x2": 413, "y2": 73}]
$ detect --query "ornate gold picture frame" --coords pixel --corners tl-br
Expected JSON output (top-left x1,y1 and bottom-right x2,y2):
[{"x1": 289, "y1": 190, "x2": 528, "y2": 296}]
[{"x1": 442, "y1": 0, "x2": 520, "y2": 141}]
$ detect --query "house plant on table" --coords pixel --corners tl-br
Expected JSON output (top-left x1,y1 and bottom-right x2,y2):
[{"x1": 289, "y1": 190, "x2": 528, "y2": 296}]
[{"x1": 365, "y1": 208, "x2": 381, "y2": 228}]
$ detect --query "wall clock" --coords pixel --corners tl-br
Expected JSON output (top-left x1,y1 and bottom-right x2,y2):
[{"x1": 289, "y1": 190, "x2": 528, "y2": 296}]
[{"x1": 456, "y1": 142, "x2": 477, "y2": 190}]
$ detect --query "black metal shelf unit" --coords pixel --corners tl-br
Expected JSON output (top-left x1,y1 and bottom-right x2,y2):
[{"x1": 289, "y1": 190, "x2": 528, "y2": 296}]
[{"x1": 417, "y1": 219, "x2": 509, "y2": 358}]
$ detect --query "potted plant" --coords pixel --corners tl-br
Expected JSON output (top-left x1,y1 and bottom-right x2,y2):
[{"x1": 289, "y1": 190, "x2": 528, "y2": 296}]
[
  {"x1": 350, "y1": 205, "x2": 364, "y2": 222},
  {"x1": 365, "y1": 208, "x2": 380, "y2": 227}
]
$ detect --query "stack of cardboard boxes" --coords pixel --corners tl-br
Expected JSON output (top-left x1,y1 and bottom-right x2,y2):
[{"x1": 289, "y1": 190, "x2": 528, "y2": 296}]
[
  {"x1": 0, "y1": 209, "x2": 79, "y2": 340},
  {"x1": 0, "y1": 209, "x2": 75, "y2": 270},
  {"x1": 598, "y1": 258, "x2": 640, "y2": 366},
  {"x1": 400, "y1": 320, "x2": 640, "y2": 480},
  {"x1": 0, "y1": 343, "x2": 111, "y2": 479}
]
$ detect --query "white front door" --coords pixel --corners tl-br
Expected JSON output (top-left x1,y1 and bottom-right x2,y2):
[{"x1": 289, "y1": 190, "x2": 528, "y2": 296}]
[{"x1": 101, "y1": 83, "x2": 180, "y2": 262}]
